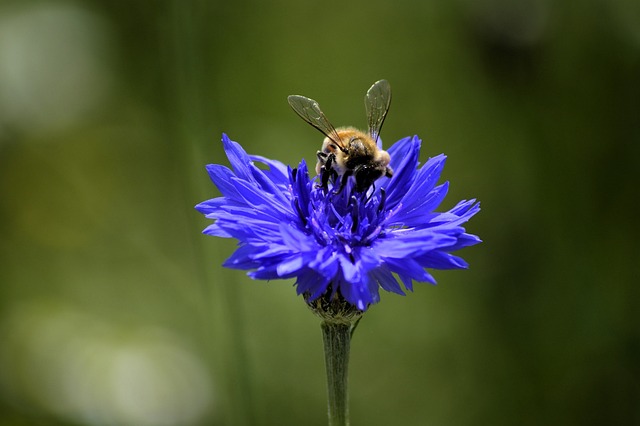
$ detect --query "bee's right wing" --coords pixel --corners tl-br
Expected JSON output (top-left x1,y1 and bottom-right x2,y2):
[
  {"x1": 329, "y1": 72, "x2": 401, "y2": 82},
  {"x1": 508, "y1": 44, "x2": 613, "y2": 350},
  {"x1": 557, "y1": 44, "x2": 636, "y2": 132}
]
[
  {"x1": 365, "y1": 79, "x2": 391, "y2": 145},
  {"x1": 287, "y1": 95, "x2": 344, "y2": 148}
]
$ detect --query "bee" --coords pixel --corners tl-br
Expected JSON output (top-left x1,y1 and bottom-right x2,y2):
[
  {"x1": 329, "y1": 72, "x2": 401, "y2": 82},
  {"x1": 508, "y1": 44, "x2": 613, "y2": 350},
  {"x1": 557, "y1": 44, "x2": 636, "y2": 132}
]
[{"x1": 287, "y1": 79, "x2": 393, "y2": 193}]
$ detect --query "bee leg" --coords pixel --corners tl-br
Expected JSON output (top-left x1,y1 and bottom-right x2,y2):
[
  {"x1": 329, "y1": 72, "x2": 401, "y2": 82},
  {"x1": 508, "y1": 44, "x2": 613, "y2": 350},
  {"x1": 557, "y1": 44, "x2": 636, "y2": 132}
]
[
  {"x1": 334, "y1": 170, "x2": 352, "y2": 194},
  {"x1": 320, "y1": 166, "x2": 331, "y2": 191},
  {"x1": 316, "y1": 151, "x2": 328, "y2": 166},
  {"x1": 365, "y1": 182, "x2": 376, "y2": 202},
  {"x1": 319, "y1": 152, "x2": 335, "y2": 190}
]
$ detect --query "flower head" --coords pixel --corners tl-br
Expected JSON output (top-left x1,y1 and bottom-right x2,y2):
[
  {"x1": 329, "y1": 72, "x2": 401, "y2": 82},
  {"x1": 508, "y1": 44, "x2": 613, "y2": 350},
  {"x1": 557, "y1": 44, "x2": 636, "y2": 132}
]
[{"x1": 196, "y1": 134, "x2": 481, "y2": 311}]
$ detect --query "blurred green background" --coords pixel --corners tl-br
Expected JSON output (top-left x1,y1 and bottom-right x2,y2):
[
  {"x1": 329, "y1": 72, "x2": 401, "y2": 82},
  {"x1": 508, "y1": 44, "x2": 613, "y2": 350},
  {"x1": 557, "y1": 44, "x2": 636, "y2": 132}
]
[{"x1": 0, "y1": 0, "x2": 638, "y2": 425}]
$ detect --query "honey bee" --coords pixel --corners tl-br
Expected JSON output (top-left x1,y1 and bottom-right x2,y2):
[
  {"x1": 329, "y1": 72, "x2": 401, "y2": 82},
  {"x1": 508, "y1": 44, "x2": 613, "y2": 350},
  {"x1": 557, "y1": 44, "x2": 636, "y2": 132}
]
[{"x1": 288, "y1": 79, "x2": 393, "y2": 193}]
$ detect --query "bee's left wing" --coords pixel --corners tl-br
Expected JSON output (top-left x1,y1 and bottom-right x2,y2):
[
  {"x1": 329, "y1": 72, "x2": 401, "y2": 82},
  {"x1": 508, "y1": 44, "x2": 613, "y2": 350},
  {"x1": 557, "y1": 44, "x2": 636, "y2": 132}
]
[
  {"x1": 287, "y1": 95, "x2": 343, "y2": 148},
  {"x1": 365, "y1": 79, "x2": 391, "y2": 145}
]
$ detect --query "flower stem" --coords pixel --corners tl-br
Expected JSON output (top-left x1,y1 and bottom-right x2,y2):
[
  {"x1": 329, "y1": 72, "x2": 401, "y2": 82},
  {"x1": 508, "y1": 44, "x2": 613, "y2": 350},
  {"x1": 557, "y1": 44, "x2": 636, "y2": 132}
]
[{"x1": 321, "y1": 320, "x2": 352, "y2": 426}]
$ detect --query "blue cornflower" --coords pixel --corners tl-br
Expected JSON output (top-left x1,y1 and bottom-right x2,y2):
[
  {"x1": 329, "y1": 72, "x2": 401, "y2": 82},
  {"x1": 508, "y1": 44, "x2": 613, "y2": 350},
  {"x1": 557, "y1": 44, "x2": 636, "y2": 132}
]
[{"x1": 196, "y1": 134, "x2": 480, "y2": 312}]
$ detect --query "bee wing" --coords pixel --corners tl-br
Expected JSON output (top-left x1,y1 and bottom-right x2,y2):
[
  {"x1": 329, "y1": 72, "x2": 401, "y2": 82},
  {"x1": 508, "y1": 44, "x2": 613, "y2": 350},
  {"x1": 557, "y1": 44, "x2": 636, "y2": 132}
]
[
  {"x1": 365, "y1": 79, "x2": 391, "y2": 145},
  {"x1": 287, "y1": 95, "x2": 344, "y2": 148}
]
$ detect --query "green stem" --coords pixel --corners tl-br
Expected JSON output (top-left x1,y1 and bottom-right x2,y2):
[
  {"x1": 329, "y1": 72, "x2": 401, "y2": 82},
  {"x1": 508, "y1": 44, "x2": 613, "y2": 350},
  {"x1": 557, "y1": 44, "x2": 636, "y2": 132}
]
[{"x1": 321, "y1": 321, "x2": 352, "y2": 426}]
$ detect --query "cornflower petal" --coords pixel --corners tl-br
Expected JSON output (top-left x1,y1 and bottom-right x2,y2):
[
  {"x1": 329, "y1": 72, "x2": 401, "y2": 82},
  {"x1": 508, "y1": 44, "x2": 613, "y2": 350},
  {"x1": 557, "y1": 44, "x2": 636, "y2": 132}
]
[{"x1": 250, "y1": 155, "x2": 289, "y2": 184}]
